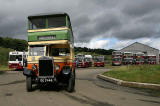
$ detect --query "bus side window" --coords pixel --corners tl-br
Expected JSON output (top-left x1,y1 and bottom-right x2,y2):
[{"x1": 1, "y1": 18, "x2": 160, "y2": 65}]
[{"x1": 46, "y1": 46, "x2": 48, "y2": 56}]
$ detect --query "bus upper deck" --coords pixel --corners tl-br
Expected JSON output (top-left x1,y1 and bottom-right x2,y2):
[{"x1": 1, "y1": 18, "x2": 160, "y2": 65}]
[{"x1": 28, "y1": 13, "x2": 74, "y2": 43}]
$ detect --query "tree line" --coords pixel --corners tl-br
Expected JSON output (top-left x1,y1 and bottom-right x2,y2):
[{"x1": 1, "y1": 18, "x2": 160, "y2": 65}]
[
  {"x1": 0, "y1": 37, "x2": 27, "y2": 51},
  {"x1": 0, "y1": 37, "x2": 114, "y2": 55},
  {"x1": 74, "y1": 47, "x2": 115, "y2": 55}
]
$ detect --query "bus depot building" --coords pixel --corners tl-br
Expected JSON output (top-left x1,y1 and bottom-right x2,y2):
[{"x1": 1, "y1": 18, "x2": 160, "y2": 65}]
[{"x1": 119, "y1": 42, "x2": 160, "y2": 64}]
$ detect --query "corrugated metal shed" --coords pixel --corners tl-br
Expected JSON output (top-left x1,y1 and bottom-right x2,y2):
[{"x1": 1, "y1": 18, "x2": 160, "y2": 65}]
[{"x1": 119, "y1": 42, "x2": 159, "y2": 64}]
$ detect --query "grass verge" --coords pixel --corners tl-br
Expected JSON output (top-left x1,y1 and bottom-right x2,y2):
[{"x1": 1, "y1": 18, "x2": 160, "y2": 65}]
[
  {"x1": 0, "y1": 65, "x2": 12, "y2": 71},
  {"x1": 103, "y1": 65, "x2": 160, "y2": 96},
  {"x1": 0, "y1": 47, "x2": 13, "y2": 65},
  {"x1": 103, "y1": 65, "x2": 160, "y2": 84}
]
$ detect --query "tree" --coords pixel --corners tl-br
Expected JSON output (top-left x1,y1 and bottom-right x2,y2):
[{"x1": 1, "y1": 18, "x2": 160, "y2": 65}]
[{"x1": 0, "y1": 37, "x2": 27, "y2": 51}]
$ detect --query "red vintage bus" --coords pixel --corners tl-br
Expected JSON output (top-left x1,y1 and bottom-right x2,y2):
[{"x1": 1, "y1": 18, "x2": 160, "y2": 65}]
[
  {"x1": 147, "y1": 55, "x2": 156, "y2": 65},
  {"x1": 112, "y1": 51, "x2": 122, "y2": 66},
  {"x1": 94, "y1": 56, "x2": 104, "y2": 67},
  {"x1": 134, "y1": 52, "x2": 145, "y2": 65},
  {"x1": 76, "y1": 54, "x2": 88, "y2": 68},
  {"x1": 122, "y1": 52, "x2": 133, "y2": 65}
]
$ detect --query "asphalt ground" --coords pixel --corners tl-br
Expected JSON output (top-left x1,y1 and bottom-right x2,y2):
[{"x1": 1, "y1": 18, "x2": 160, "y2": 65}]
[{"x1": 0, "y1": 68, "x2": 160, "y2": 106}]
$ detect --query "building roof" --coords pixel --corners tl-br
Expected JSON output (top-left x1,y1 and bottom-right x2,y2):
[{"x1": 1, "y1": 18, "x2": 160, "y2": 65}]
[{"x1": 120, "y1": 42, "x2": 159, "y2": 51}]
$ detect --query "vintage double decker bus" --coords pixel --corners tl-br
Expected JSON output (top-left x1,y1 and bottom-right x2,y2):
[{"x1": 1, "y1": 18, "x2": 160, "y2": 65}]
[
  {"x1": 134, "y1": 52, "x2": 145, "y2": 65},
  {"x1": 75, "y1": 54, "x2": 87, "y2": 68},
  {"x1": 85, "y1": 55, "x2": 92, "y2": 67},
  {"x1": 147, "y1": 55, "x2": 156, "y2": 65},
  {"x1": 112, "y1": 51, "x2": 122, "y2": 66},
  {"x1": 23, "y1": 13, "x2": 75, "y2": 92},
  {"x1": 122, "y1": 52, "x2": 133, "y2": 65}
]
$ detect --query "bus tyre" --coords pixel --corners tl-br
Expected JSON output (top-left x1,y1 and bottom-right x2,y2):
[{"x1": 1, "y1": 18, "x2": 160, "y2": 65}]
[
  {"x1": 67, "y1": 72, "x2": 75, "y2": 92},
  {"x1": 26, "y1": 76, "x2": 32, "y2": 92}
]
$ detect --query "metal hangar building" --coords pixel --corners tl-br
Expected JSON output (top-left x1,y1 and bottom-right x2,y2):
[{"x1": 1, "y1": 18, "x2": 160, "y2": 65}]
[{"x1": 119, "y1": 42, "x2": 159, "y2": 64}]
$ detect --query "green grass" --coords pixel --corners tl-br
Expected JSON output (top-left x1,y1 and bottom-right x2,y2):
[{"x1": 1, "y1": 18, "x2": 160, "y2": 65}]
[
  {"x1": 103, "y1": 65, "x2": 160, "y2": 84},
  {"x1": 0, "y1": 47, "x2": 13, "y2": 65},
  {"x1": 0, "y1": 47, "x2": 13, "y2": 71},
  {"x1": 0, "y1": 65, "x2": 12, "y2": 71}
]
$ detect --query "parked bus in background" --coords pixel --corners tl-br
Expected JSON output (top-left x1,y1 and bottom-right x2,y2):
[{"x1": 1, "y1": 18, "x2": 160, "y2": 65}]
[
  {"x1": 85, "y1": 55, "x2": 92, "y2": 67},
  {"x1": 9, "y1": 51, "x2": 27, "y2": 70},
  {"x1": 94, "y1": 56, "x2": 104, "y2": 67},
  {"x1": 159, "y1": 54, "x2": 160, "y2": 64},
  {"x1": 122, "y1": 52, "x2": 133, "y2": 65},
  {"x1": 147, "y1": 55, "x2": 156, "y2": 65},
  {"x1": 76, "y1": 54, "x2": 87, "y2": 68},
  {"x1": 133, "y1": 52, "x2": 145, "y2": 65},
  {"x1": 112, "y1": 57, "x2": 122, "y2": 66},
  {"x1": 112, "y1": 51, "x2": 122, "y2": 66}
]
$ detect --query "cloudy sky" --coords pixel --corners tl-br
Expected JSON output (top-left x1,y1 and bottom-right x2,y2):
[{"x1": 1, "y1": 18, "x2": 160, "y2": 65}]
[{"x1": 0, "y1": 0, "x2": 160, "y2": 50}]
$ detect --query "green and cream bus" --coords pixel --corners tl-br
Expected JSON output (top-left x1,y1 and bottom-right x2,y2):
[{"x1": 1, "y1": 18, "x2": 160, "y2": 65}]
[{"x1": 23, "y1": 13, "x2": 75, "y2": 92}]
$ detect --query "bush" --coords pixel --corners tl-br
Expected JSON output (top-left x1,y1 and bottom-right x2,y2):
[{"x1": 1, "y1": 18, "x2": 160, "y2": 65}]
[{"x1": 0, "y1": 47, "x2": 13, "y2": 65}]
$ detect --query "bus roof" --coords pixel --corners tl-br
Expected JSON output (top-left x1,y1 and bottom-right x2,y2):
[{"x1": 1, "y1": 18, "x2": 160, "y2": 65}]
[
  {"x1": 28, "y1": 12, "x2": 69, "y2": 19},
  {"x1": 85, "y1": 55, "x2": 92, "y2": 58},
  {"x1": 123, "y1": 52, "x2": 133, "y2": 54},
  {"x1": 9, "y1": 51, "x2": 27, "y2": 55},
  {"x1": 135, "y1": 52, "x2": 144, "y2": 54}
]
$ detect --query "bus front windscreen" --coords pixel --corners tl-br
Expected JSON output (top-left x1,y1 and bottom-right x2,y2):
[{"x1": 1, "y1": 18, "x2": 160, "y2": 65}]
[
  {"x1": 29, "y1": 16, "x2": 66, "y2": 29},
  {"x1": 29, "y1": 46, "x2": 44, "y2": 56},
  {"x1": 94, "y1": 58, "x2": 104, "y2": 62},
  {"x1": 50, "y1": 48, "x2": 70, "y2": 56},
  {"x1": 113, "y1": 58, "x2": 121, "y2": 61},
  {"x1": 10, "y1": 55, "x2": 22, "y2": 61}
]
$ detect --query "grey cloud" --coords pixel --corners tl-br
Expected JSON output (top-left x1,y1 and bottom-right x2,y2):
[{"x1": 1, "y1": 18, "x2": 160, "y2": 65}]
[
  {"x1": 72, "y1": 15, "x2": 90, "y2": 28},
  {"x1": 93, "y1": 13, "x2": 121, "y2": 35},
  {"x1": 0, "y1": 0, "x2": 160, "y2": 42},
  {"x1": 122, "y1": 0, "x2": 160, "y2": 17},
  {"x1": 113, "y1": 24, "x2": 155, "y2": 39},
  {"x1": 75, "y1": 12, "x2": 122, "y2": 42},
  {"x1": 139, "y1": 12, "x2": 160, "y2": 24}
]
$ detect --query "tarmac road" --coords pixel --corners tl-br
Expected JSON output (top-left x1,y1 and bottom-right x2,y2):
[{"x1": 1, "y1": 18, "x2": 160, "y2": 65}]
[{"x1": 0, "y1": 68, "x2": 160, "y2": 106}]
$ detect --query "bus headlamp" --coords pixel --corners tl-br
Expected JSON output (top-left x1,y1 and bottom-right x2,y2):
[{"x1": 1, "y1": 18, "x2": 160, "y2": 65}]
[
  {"x1": 55, "y1": 65, "x2": 60, "y2": 70},
  {"x1": 62, "y1": 68, "x2": 70, "y2": 75}
]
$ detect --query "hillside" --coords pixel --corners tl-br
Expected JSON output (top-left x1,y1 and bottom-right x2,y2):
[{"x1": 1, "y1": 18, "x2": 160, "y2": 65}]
[
  {"x1": 0, "y1": 37, "x2": 27, "y2": 51},
  {"x1": 75, "y1": 47, "x2": 114, "y2": 55},
  {"x1": 0, "y1": 37, "x2": 27, "y2": 66}
]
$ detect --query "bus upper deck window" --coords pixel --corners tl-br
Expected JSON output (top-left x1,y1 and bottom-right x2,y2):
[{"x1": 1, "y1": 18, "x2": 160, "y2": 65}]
[
  {"x1": 29, "y1": 17, "x2": 46, "y2": 29},
  {"x1": 48, "y1": 16, "x2": 66, "y2": 28}
]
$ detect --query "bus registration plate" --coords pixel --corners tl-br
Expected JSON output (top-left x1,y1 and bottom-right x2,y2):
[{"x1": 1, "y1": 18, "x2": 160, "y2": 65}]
[{"x1": 39, "y1": 78, "x2": 54, "y2": 83}]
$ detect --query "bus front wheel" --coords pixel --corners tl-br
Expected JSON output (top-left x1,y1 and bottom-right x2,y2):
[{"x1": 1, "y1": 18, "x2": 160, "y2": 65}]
[
  {"x1": 67, "y1": 71, "x2": 75, "y2": 92},
  {"x1": 26, "y1": 76, "x2": 32, "y2": 92}
]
